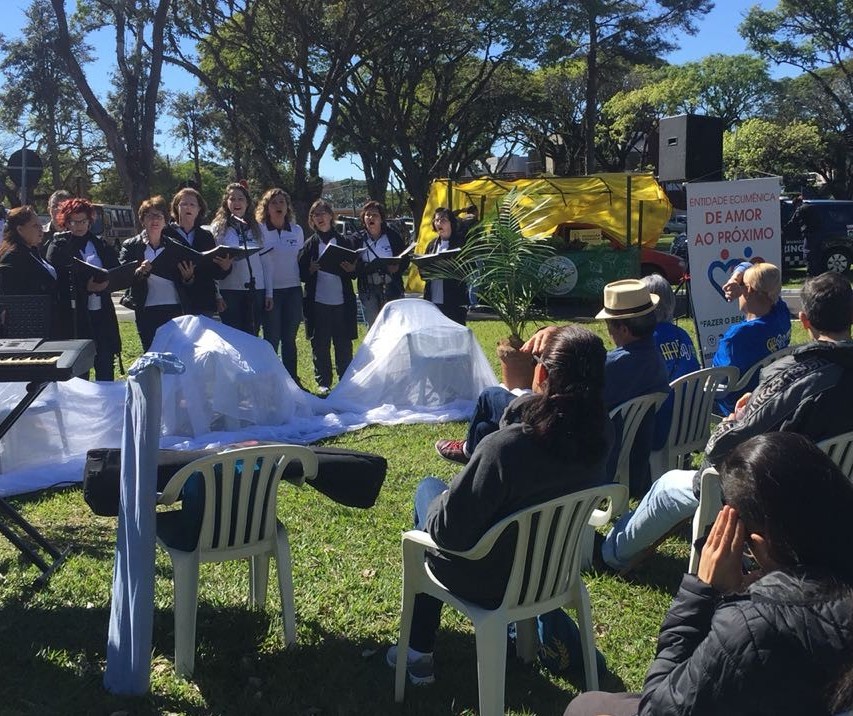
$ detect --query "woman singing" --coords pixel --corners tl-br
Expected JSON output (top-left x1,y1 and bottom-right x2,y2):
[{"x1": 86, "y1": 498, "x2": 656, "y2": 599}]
[{"x1": 46, "y1": 197, "x2": 121, "y2": 380}]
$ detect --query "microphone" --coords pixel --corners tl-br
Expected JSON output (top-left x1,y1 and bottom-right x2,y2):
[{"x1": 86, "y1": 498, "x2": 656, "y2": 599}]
[{"x1": 229, "y1": 214, "x2": 249, "y2": 228}]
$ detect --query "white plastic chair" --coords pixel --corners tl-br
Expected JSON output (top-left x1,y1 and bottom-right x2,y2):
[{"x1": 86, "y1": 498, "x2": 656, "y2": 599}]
[
  {"x1": 817, "y1": 431, "x2": 853, "y2": 478},
  {"x1": 601, "y1": 392, "x2": 668, "y2": 520},
  {"x1": 156, "y1": 444, "x2": 319, "y2": 677},
  {"x1": 713, "y1": 346, "x2": 795, "y2": 421},
  {"x1": 650, "y1": 367, "x2": 739, "y2": 478},
  {"x1": 688, "y1": 467, "x2": 722, "y2": 575},
  {"x1": 394, "y1": 483, "x2": 627, "y2": 715}
]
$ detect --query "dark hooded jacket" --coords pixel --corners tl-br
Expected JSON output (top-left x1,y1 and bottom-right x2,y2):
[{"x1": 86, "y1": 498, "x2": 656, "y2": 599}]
[{"x1": 639, "y1": 572, "x2": 853, "y2": 715}]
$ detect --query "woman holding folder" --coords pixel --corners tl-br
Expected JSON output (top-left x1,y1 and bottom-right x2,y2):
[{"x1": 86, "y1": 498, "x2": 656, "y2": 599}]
[
  {"x1": 119, "y1": 196, "x2": 187, "y2": 351},
  {"x1": 298, "y1": 200, "x2": 358, "y2": 394},
  {"x1": 163, "y1": 187, "x2": 232, "y2": 318},
  {"x1": 46, "y1": 197, "x2": 121, "y2": 381},
  {"x1": 422, "y1": 207, "x2": 468, "y2": 326},
  {"x1": 211, "y1": 182, "x2": 269, "y2": 336},
  {"x1": 0, "y1": 205, "x2": 62, "y2": 339}
]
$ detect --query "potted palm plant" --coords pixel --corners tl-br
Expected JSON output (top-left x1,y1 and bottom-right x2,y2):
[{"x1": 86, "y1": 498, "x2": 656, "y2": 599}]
[{"x1": 424, "y1": 188, "x2": 563, "y2": 388}]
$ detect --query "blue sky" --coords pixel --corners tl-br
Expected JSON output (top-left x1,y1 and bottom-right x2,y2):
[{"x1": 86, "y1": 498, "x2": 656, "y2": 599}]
[{"x1": 6, "y1": 0, "x2": 790, "y2": 181}]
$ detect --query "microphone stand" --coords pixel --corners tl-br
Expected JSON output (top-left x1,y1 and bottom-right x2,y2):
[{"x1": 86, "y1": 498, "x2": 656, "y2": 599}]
[{"x1": 232, "y1": 215, "x2": 257, "y2": 334}]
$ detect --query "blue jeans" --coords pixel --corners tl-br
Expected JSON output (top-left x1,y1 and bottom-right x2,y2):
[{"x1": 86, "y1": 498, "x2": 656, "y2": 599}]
[
  {"x1": 465, "y1": 386, "x2": 514, "y2": 455},
  {"x1": 601, "y1": 469, "x2": 698, "y2": 570},
  {"x1": 409, "y1": 477, "x2": 449, "y2": 652},
  {"x1": 263, "y1": 287, "x2": 303, "y2": 381}
]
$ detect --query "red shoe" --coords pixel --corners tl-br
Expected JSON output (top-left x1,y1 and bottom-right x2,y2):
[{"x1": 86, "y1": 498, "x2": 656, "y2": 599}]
[{"x1": 435, "y1": 439, "x2": 469, "y2": 464}]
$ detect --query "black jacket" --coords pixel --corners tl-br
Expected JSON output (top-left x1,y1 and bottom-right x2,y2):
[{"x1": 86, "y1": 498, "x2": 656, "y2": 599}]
[
  {"x1": 639, "y1": 572, "x2": 853, "y2": 715},
  {"x1": 352, "y1": 224, "x2": 409, "y2": 300},
  {"x1": 297, "y1": 231, "x2": 358, "y2": 340},
  {"x1": 119, "y1": 232, "x2": 185, "y2": 313},
  {"x1": 422, "y1": 231, "x2": 467, "y2": 308},
  {"x1": 45, "y1": 230, "x2": 121, "y2": 351},
  {"x1": 162, "y1": 223, "x2": 231, "y2": 314},
  {"x1": 0, "y1": 247, "x2": 63, "y2": 339}
]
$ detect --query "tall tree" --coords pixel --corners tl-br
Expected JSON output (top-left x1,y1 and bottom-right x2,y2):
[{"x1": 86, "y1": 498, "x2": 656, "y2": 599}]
[
  {"x1": 0, "y1": 0, "x2": 97, "y2": 190},
  {"x1": 50, "y1": 0, "x2": 170, "y2": 210},
  {"x1": 545, "y1": 0, "x2": 712, "y2": 174},
  {"x1": 168, "y1": 90, "x2": 217, "y2": 189},
  {"x1": 741, "y1": 0, "x2": 853, "y2": 194}
]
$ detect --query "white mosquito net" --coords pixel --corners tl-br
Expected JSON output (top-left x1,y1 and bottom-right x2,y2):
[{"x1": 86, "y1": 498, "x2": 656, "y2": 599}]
[{"x1": 0, "y1": 300, "x2": 498, "y2": 497}]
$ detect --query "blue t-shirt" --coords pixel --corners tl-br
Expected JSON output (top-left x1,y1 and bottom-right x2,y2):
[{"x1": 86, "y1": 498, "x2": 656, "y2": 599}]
[
  {"x1": 712, "y1": 299, "x2": 792, "y2": 415},
  {"x1": 604, "y1": 334, "x2": 670, "y2": 495},
  {"x1": 653, "y1": 322, "x2": 701, "y2": 449}
]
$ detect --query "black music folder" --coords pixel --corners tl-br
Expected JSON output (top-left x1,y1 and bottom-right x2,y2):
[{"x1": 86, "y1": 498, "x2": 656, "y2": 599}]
[
  {"x1": 152, "y1": 241, "x2": 265, "y2": 279},
  {"x1": 318, "y1": 244, "x2": 364, "y2": 273},
  {"x1": 73, "y1": 258, "x2": 139, "y2": 292},
  {"x1": 411, "y1": 248, "x2": 462, "y2": 273},
  {"x1": 369, "y1": 243, "x2": 415, "y2": 268}
]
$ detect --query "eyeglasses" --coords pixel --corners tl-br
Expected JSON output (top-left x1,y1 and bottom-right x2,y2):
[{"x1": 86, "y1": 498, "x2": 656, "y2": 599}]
[
  {"x1": 364, "y1": 212, "x2": 381, "y2": 219},
  {"x1": 67, "y1": 218, "x2": 89, "y2": 227},
  {"x1": 530, "y1": 353, "x2": 546, "y2": 368},
  {"x1": 178, "y1": 201, "x2": 198, "y2": 208},
  {"x1": 311, "y1": 210, "x2": 330, "y2": 218},
  {"x1": 143, "y1": 213, "x2": 165, "y2": 221}
]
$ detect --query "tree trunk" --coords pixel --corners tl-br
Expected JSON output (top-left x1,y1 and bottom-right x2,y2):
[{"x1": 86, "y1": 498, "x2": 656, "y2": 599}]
[{"x1": 584, "y1": 13, "x2": 598, "y2": 175}]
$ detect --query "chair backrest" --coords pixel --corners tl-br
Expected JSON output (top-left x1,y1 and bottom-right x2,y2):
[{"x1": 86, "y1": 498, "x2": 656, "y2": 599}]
[
  {"x1": 729, "y1": 345, "x2": 795, "y2": 394},
  {"x1": 157, "y1": 445, "x2": 318, "y2": 558},
  {"x1": 817, "y1": 431, "x2": 853, "y2": 479},
  {"x1": 688, "y1": 466, "x2": 723, "y2": 574},
  {"x1": 608, "y1": 392, "x2": 668, "y2": 492},
  {"x1": 666, "y1": 366, "x2": 739, "y2": 459},
  {"x1": 457, "y1": 484, "x2": 627, "y2": 617}
]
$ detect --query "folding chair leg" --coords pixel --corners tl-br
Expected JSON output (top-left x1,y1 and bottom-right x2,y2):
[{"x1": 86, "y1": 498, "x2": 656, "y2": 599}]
[
  {"x1": 394, "y1": 583, "x2": 417, "y2": 703},
  {"x1": 573, "y1": 582, "x2": 599, "y2": 691},
  {"x1": 250, "y1": 554, "x2": 271, "y2": 608},
  {"x1": 474, "y1": 616, "x2": 509, "y2": 716},
  {"x1": 274, "y1": 523, "x2": 296, "y2": 647},
  {"x1": 170, "y1": 550, "x2": 201, "y2": 678}
]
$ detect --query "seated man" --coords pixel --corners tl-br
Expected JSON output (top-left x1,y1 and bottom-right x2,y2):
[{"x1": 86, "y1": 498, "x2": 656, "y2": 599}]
[
  {"x1": 599, "y1": 272, "x2": 853, "y2": 574},
  {"x1": 435, "y1": 279, "x2": 669, "y2": 497},
  {"x1": 713, "y1": 262, "x2": 791, "y2": 415}
]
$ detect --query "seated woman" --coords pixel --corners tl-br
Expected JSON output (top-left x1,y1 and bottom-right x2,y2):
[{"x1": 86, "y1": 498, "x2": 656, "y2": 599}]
[
  {"x1": 387, "y1": 325, "x2": 613, "y2": 684},
  {"x1": 422, "y1": 207, "x2": 468, "y2": 326},
  {"x1": 713, "y1": 261, "x2": 790, "y2": 415},
  {"x1": 565, "y1": 431, "x2": 853, "y2": 716},
  {"x1": 0, "y1": 205, "x2": 62, "y2": 338}
]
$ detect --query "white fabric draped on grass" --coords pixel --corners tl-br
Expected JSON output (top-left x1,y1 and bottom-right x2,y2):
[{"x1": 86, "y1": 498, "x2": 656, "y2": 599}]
[{"x1": 0, "y1": 299, "x2": 497, "y2": 497}]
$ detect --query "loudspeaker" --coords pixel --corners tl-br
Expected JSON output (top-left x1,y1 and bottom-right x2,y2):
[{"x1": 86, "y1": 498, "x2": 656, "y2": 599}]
[{"x1": 657, "y1": 114, "x2": 724, "y2": 182}]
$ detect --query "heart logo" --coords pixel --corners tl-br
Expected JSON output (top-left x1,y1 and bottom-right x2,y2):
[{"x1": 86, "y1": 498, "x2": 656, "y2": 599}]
[{"x1": 707, "y1": 258, "x2": 742, "y2": 300}]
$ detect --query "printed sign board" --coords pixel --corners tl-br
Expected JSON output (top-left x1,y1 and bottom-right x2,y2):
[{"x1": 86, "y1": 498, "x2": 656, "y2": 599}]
[{"x1": 686, "y1": 178, "x2": 783, "y2": 363}]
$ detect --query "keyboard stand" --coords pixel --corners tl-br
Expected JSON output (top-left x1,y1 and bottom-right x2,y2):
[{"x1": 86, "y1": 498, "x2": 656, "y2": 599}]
[{"x1": 0, "y1": 380, "x2": 70, "y2": 588}]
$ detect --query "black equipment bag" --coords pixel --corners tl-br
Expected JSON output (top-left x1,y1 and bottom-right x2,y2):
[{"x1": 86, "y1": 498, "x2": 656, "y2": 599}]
[{"x1": 83, "y1": 443, "x2": 387, "y2": 517}]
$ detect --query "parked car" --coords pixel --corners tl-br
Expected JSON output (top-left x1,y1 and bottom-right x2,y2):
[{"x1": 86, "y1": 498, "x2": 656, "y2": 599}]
[
  {"x1": 664, "y1": 213, "x2": 688, "y2": 235},
  {"x1": 781, "y1": 199, "x2": 853, "y2": 273},
  {"x1": 91, "y1": 204, "x2": 136, "y2": 247},
  {"x1": 335, "y1": 215, "x2": 360, "y2": 237},
  {"x1": 641, "y1": 246, "x2": 687, "y2": 284}
]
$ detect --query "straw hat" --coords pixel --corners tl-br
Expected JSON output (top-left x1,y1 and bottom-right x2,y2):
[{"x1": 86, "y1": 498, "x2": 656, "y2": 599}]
[{"x1": 595, "y1": 279, "x2": 660, "y2": 320}]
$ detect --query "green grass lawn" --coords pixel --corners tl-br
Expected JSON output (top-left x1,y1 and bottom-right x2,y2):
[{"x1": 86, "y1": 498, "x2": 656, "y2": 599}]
[{"x1": 0, "y1": 316, "x2": 810, "y2": 715}]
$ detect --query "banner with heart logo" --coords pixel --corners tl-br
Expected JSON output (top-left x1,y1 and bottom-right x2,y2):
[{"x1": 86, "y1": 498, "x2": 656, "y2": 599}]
[{"x1": 685, "y1": 178, "x2": 783, "y2": 363}]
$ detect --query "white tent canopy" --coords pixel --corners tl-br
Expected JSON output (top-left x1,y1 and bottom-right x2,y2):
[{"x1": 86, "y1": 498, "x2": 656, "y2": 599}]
[{"x1": 0, "y1": 301, "x2": 498, "y2": 497}]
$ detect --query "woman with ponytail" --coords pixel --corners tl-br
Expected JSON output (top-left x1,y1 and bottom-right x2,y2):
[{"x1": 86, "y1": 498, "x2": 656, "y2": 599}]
[{"x1": 387, "y1": 325, "x2": 613, "y2": 685}]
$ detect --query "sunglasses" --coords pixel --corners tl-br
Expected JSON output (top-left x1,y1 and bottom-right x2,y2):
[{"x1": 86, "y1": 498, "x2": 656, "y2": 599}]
[{"x1": 530, "y1": 353, "x2": 546, "y2": 368}]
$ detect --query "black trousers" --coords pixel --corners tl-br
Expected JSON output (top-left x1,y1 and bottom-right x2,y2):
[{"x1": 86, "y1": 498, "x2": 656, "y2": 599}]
[
  {"x1": 310, "y1": 302, "x2": 353, "y2": 387},
  {"x1": 136, "y1": 304, "x2": 182, "y2": 352}
]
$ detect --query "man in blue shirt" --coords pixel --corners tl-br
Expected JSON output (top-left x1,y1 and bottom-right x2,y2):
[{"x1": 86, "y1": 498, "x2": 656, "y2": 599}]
[
  {"x1": 713, "y1": 262, "x2": 791, "y2": 415},
  {"x1": 436, "y1": 279, "x2": 669, "y2": 496}
]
